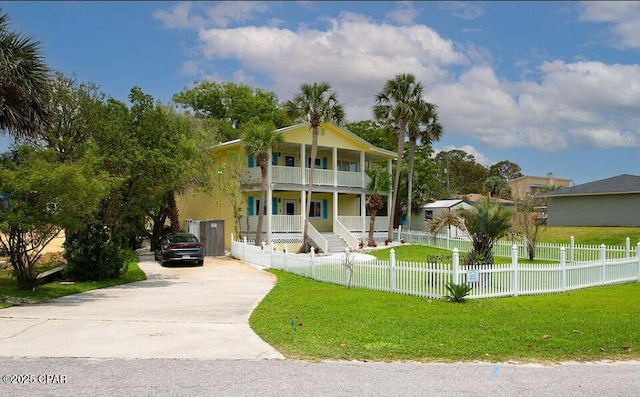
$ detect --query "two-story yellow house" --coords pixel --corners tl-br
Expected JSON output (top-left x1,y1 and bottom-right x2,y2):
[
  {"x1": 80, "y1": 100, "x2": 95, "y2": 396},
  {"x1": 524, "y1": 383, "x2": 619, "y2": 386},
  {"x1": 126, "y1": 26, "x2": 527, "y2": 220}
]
[{"x1": 177, "y1": 122, "x2": 396, "y2": 252}]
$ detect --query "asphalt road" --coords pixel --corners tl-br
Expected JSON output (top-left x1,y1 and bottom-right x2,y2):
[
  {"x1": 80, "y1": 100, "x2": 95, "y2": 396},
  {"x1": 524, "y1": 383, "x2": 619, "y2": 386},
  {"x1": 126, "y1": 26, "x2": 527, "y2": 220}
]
[{"x1": 2, "y1": 357, "x2": 640, "y2": 397}]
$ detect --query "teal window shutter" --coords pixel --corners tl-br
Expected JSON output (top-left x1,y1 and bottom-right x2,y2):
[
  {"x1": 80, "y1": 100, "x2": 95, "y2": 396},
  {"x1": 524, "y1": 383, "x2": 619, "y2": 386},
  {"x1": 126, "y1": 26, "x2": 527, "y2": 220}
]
[
  {"x1": 272, "y1": 153, "x2": 278, "y2": 165},
  {"x1": 248, "y1": 197, "x2": 254, "y2": 216},
  {"x1": 322, "y1": 157, "x2": 328, "y2": 169},
  {"x1": 272, "y1": 197, "x2": 278, "y2": 215},
  {"x1": 248, "y1": 155, "x2": 254, "y2": 167},
  {"x1": 322, "y1": 199, "x2": 328, "y2": 219}
]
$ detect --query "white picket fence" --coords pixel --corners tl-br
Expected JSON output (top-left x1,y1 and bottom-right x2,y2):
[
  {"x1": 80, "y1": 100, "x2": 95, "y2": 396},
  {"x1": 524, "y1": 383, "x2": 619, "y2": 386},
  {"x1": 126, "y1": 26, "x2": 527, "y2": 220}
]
[
  {"x1": 231, "y1": 238, "x2": 640, "y2": 300},
  {"x1": 396, "y1": 228, "x2": 636, "y2": 262}
]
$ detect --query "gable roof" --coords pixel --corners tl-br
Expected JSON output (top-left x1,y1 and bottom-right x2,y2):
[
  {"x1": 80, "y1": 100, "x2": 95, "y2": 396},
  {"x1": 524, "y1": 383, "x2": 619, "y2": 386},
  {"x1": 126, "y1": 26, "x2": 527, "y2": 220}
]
[
  {"x1": 216, "y1": 122, "x2": 396, "y2": 159},
  {"x1": 545, "y1": 174, "x2": 640, "y2": 197},
  {"x1": 423, "y1": 199, "x2": 467, "y2": 209}
]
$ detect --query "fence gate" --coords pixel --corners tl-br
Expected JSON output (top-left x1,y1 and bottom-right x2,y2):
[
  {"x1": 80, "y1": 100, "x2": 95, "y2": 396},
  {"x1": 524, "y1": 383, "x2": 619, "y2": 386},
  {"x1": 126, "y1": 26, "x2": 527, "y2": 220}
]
[
  {"x1": 186, "y1": 219, "x2": 225, "y2": 256},
  {"x1": 199, "y1": 220, "x2": 225, "y2": 256}
]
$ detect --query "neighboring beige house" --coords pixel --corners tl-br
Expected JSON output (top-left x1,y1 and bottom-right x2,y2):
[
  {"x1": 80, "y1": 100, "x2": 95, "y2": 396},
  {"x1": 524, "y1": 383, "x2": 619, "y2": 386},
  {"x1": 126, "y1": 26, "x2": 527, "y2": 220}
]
[
  {"x1": 178, "y1": 122, "x2": 397, "y2": 252},
  {"x1": 508, "y1": 173, "x2": 573, "y2": 201},
  {"x1": 545, "y1": 174, "x2": 640, "y2": 227}
]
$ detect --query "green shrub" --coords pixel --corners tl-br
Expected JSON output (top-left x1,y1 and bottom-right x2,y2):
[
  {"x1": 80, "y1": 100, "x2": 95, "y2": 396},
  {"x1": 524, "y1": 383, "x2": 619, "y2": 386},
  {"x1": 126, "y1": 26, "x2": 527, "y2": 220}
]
[
  {"x1": 445, "y1": 282, "x2": 473, "y2": 303},
  {"x1": 63, "y1": 224, "x2": 126, "y2": 281}
]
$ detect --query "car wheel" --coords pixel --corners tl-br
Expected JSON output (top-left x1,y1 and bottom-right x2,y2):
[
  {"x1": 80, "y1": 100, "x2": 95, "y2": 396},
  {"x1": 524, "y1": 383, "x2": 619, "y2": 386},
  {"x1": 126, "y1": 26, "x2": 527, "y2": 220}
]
[{"x1": 197, "y1": 260, "x2": 204, "y2": 266}]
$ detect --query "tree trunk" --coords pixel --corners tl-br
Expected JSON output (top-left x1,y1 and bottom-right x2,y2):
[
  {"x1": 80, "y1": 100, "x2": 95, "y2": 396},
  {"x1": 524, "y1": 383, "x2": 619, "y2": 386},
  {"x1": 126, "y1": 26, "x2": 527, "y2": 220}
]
[
  {"x1": 368, "y1": 210, "x2": 377, "y2": 247},
  {"x1": 149, "y1": 212, "x2": 168, "y2": 252},
  {"x1": 167, "y1": 190, "x2": 180, "y2": 233},
  {"x1": 388, "y1": 125, "x2": 406, "y2": 242},
  {"x1": 255, "y1": 159, "x2": 267, "y2": 246},
  {"x1": 9, "y1": 227, "x2": 37, "y2": 290},
  {"x1": 299, "y1": 125, "x2": 319, "y2": 253},
  {"x1": 406, "y1": 138, "x2": 416, "y2": 231}
]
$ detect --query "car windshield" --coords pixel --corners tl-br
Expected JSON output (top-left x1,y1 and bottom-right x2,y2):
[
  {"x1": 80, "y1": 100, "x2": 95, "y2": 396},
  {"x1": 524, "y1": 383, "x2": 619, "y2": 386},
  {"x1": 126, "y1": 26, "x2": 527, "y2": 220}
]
[{"x1": 167, "y1": 234, "x2": 198, "y2": 243}]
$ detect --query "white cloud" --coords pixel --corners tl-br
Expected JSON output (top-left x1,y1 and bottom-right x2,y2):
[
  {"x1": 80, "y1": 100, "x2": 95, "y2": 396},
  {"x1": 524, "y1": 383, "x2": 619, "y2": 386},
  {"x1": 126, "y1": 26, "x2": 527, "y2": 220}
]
[
  {"x1": 203, "y1": 1, "x2": 269, "y2": 28},
  {"x1": 435, "y1": 145, "x2": 493, "y2": 167},
  {"x1": 429, "y1": 59, "x2": 640, "y2": 151},
  {"x1": 385, "y1": 2, "x2": 419, "y2": 25},
  {"x1": 578, "y1": 2, "x2": 640, "y2": 49},
  {"x1": 154, "y1": 2, "x2": 195, "y2": 29},
  {"x1": 196, "y1": 12, "x2": 468, "y2": 119},
  {"x1": 155, "y1": 4, "x2": 640, "y2": 152},
  {"x1": 570, "y1": 128, "x2": 639, "y2": 148},
  {"x1": 439, "y1": 2, "x2": 485, "y2": 20},
  {"x1": 154, "y1": 1, "x2": 270, "y2": 30}
]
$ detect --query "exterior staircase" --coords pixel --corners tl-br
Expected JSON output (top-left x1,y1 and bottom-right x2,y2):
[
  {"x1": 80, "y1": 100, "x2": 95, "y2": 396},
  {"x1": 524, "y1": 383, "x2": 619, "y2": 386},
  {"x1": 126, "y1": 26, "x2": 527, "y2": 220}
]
[{"x1": 319, "y1": 232, "x2": 349, "y2": 254}]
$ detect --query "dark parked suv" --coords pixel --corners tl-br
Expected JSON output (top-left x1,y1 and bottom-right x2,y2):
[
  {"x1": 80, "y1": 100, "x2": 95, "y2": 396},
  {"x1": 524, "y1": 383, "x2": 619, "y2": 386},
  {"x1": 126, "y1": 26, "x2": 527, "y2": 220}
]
[{"x1": 155, "y1": 233, "x2": 204, "y2": 266}]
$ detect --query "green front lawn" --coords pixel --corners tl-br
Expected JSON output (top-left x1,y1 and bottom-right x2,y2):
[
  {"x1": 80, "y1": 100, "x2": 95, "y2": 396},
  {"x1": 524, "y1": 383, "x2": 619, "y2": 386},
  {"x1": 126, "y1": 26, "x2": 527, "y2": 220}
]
[
  {"x1": 0, "y1": 254, "x2": 147, "y2": 309},
  {"x1": 367, "y1": 245, "x2": 556, "y2": 265},
  {"x1": 250, "y1": 269, "x2": 640, "y2": 363}
]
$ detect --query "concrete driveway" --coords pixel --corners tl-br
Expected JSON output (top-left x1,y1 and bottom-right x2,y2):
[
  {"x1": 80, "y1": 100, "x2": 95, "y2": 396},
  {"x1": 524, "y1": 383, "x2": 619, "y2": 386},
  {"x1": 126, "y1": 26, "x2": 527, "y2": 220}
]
[{"x1": 0, "y1": 251, "x2": 284, "y2": 360}]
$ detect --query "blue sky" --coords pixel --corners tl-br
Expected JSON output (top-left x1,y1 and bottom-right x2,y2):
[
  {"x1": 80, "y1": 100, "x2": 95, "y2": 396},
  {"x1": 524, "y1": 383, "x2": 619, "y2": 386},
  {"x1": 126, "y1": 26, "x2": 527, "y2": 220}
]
[{"x1": 2, "y1": 1, "x2": 640, "y2": 185}]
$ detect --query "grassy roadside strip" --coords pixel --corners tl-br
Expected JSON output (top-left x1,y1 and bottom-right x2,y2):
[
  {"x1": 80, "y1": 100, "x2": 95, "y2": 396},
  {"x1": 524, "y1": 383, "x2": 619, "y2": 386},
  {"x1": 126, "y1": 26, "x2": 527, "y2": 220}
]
[
  {"x1": 250, "y1": 268, "x2": 640, "y2": 363},
  {"x1": 0, "y1": 251, "x2": 147, "y2": 309}
]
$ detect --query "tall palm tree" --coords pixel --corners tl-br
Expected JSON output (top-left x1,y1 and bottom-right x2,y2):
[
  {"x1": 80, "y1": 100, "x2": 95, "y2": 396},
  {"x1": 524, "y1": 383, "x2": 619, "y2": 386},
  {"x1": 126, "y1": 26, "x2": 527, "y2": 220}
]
[
  {"x1": 242, "y1": 121, "x2": 283, "y2": 246},
  {"x1": 406, "y1": 100, "x2": 442, "y2": 230},
  {"x1": 365, "y1": 167, "x2": 391, "y2": 247},
  {"x1": 0, "y1": 10, "x2": 50, "y2": 139},
  {"x1": 284, "y1": 82, "x2": 345, "y2": 253},
  {"x1": 373, "y1": 73, "x2": 425, "y2": 241}
]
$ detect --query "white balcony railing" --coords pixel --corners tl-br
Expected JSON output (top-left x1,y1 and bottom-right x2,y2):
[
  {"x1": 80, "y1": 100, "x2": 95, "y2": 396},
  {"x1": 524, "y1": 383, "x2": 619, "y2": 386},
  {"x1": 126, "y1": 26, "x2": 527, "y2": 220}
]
[
  {"x1": 272, "y1": 166, "x2": 303, "y2": 184},
  {"x1": 305, "y1": 168, "x2": 334, "y2": 186},
  {"x1": 242, "y1": 166, "x2": 371, "y2": 189}
]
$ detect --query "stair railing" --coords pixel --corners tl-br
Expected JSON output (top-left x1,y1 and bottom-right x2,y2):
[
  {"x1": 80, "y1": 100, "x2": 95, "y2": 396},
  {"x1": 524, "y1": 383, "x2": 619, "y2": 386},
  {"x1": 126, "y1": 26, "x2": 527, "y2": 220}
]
[{"x1": 333, "y1": 218, "x2": 360, "y2": 249}]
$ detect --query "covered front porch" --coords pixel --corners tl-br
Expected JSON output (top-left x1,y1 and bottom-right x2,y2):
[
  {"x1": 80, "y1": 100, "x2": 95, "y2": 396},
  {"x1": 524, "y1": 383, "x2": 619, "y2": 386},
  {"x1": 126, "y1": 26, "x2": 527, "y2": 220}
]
[{"x1": 240, "y1": 190, "x2": 390, "y2": 250}]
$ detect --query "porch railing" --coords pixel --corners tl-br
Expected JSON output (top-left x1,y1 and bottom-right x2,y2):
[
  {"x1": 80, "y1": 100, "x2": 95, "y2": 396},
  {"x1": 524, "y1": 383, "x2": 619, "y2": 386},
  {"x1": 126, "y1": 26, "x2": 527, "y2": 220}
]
[
  {"x1": 337, "y1": 216, "x2": 390, "y2": 232},
  {"x1": 337, "y1": 216, "x2": 365, "y2": 232},
  {"x1": 272, "y1": 215, "x2": 302, "y2": 233}
]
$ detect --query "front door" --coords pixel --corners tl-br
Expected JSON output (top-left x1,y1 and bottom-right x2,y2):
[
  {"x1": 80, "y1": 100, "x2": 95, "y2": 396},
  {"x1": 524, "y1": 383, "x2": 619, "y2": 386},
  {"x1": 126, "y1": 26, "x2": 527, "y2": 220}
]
[{"x1": 284, "y1": 200, "x2": 296, "y2": 215}]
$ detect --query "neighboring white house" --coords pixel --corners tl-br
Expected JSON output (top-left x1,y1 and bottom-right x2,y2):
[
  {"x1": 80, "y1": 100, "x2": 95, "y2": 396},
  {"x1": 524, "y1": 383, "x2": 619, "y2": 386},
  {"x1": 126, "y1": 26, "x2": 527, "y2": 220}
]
[{"x1": 411, "y1": 199, "x2": 473, "y2": 236}]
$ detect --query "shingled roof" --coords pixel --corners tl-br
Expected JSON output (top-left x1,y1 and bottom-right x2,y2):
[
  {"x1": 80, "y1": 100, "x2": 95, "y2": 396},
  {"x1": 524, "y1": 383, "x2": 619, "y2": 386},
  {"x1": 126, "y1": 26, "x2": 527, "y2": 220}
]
[{"x1": 545, "y1": 174, "x2": 640, "y2": 197}]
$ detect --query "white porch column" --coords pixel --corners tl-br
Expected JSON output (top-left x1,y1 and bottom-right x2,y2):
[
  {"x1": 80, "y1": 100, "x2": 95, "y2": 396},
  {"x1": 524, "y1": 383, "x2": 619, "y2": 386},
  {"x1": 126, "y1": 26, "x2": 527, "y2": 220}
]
[
  {"x1": 300, "y1": 143, "x2": 306, "y2": 185},
  {"x1": 333, "y1": 191, "x2": 338, "y2": 226},
  {"x1": 361, "y1": 193, "x2": 366, "y2": 235},
  {"x1": 267, "y1": 148, "x2": 273, "y2": 243},
  {"x1": 300, "y1": 190, "x2": 306, "y2": 232},
  {"x1": 387, "y1": 158, "x2": 393, "y2": 217},
  {"x1": 333, "y1": 147, "x2": 338, "y2": 187},
  {"x1": 360, "y1": 151, "x2": 366, "y2": 189}
]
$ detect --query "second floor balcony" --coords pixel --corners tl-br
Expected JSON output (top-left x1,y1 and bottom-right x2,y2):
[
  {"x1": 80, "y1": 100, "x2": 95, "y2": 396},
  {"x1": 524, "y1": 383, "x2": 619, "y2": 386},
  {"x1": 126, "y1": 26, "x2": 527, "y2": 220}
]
[{"x1": 242, "y1": 165, "x2": 372, "y2": 189}]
